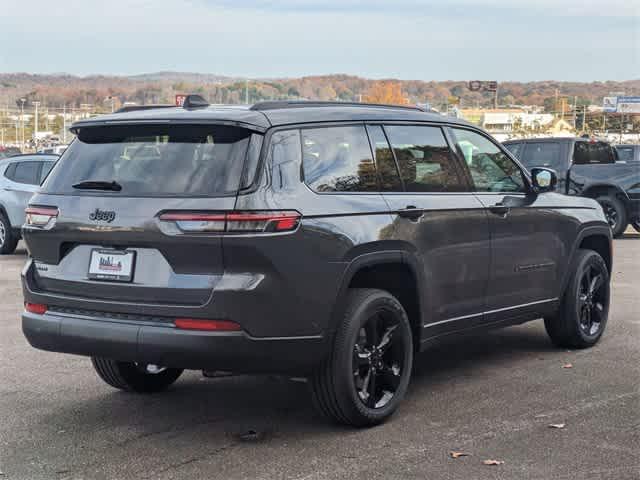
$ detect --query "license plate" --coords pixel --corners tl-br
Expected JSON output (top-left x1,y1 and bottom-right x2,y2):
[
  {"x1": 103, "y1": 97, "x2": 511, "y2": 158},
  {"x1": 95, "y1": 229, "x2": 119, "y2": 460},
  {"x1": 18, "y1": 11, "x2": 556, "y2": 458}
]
[{"x1": 88, "y1": 249, "x2": 136, "y2": 282}]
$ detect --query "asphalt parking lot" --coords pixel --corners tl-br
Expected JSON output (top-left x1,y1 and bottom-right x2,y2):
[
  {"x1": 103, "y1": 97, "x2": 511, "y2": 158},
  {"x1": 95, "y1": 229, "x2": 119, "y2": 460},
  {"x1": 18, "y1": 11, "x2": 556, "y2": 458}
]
[{"x1": 1, "y1": 235, "x2": 638, "y2": 480}]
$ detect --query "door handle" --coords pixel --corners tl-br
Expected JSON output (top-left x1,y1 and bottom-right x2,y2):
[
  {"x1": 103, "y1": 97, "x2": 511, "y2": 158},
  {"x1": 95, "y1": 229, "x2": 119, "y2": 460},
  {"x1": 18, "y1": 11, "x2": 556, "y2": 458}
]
[
  {"x1": 397, "y1": 206, "x2": 423, "y2": 221},
  {"x1": 489, "y1": 204, "x2": 510, "y2": 217}
]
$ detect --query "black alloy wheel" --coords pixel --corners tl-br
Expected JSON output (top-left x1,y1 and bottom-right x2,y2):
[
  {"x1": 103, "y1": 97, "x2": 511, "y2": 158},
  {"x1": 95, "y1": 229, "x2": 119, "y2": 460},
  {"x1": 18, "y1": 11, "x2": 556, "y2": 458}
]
[
  {"x1": 576, "y1": 263, "x2": 607, "y2": 337},
  {"x1": 352, "y1": 313, "x2": 406, "y2": 409},
  {"x1": 310, "y1": 288, "x2": 413, "y2": 427}
]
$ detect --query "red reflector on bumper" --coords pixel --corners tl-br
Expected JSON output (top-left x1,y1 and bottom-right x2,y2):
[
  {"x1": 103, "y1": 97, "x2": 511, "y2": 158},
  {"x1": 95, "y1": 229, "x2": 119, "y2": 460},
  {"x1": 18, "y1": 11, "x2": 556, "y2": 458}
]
[
  {"x1": 25, "y1": 303, "x2": 48, "y2": 315},
  {"x1": 174, "y1": 319, "x2": 242, "y2": 331}
]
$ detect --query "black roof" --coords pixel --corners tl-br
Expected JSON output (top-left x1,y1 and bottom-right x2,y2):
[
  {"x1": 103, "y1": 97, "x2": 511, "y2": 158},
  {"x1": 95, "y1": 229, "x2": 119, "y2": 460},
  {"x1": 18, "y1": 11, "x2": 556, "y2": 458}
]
[{"x1": 71, "y1": 102, "x2": 471, "y2": 133}]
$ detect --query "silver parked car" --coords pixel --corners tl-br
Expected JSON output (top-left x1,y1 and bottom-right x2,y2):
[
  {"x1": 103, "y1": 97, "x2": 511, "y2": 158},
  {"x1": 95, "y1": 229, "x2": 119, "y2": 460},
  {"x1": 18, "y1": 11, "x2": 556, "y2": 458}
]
[{"x1": 0, "y1": 154, "x2": 58, "y2": 254}]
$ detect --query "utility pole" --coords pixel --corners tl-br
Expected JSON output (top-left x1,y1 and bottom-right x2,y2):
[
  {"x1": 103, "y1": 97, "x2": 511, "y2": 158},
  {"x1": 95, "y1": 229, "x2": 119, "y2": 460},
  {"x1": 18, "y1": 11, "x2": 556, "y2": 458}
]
[
  {"x1": 245, "y1": 79, "x2": 249, "y2": 104},
  {"x1": 33, "y1": 101, "x2": 40, "y2": 149},
  {"x1": 573, "y1": 96, "x2": 577, "y2": 128}
]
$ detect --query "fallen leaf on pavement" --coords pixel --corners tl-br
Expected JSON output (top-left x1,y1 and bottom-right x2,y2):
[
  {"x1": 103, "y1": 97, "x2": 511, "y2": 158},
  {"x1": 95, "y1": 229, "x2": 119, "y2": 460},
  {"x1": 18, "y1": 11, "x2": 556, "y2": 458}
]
[
  {"x1": 562, "y1": 363, "x2": 573, "y2": 369},
  {"x1": 549, "y1": 423, "x2": 566, "y2": 429},
  {"x1": 483, "y1": 459, "x2": 505, "y2": 465},
  {"x1": 450, "y1": 451, "x2": 471, "y2": 459}
]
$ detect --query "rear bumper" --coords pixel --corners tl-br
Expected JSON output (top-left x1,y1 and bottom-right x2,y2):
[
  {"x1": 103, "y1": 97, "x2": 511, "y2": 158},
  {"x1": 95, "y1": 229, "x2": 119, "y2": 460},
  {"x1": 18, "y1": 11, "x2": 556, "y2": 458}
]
[{"x1": 22, "y1": 311, "x2": 327, "y2": 374}]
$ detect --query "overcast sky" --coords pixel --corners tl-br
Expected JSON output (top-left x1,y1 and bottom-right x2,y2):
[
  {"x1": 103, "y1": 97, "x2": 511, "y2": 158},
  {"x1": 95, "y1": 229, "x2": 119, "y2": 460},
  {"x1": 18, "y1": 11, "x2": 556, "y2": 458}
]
[{"x1": 1, "y1": 0, "x2": 638, "y2": 81}]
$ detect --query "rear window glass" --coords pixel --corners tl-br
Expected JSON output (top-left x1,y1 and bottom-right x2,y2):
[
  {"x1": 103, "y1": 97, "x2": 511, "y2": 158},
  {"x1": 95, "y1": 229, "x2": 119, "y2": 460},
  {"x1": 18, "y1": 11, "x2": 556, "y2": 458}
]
[
  {"x1": 520, "y1": 142, "x2": 562, "y2": 170},
  {"x1": 573, "y1": 142, "x2": 615, "y2": 165},
  {"x1": 302, "y1": 126, "x2": 378, "y2": 192},
  {"x1": 43, "y1": 125, "x2": 254, "y2": 196}
]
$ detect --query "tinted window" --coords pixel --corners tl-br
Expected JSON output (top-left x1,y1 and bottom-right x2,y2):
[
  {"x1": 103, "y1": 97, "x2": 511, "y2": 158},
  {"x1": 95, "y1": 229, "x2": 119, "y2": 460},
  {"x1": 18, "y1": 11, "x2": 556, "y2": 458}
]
[
  {"x1": 40, "y1": 161, "x2": 56, "y2": 184},
  {"x1": 520, "y1": 142, "x2": 563, "y2": 170},
  {"x1": 268, "y1": 130, "x2": 302, "y2": 192},
  {"x1": 44, "y1": 125, "x2": 252, "y2": 196},
  {"x1": 504, "y1": 142, "x2": 523, "y2": 158},
  {"x1": 573, "y1": 142, "x2": 615, "y2": 165},
  {"x1": 302, "y1": 126, "x2": 378, "y2": 192},
  {"x1": 3, "y1": 162, "x2": 17, "y2": 180},
  {"x1": 366, "y1": 125, "x2": 402, "y2": 191},
  {"x1": 385, "y1": 125, "x2": 465, "y2": 192},
  {"x1": 451, "y1": 128, "x2": 525, "y2": 193},
  {"x1": 615, "y1": 146, "x2": 636, "y2": 162},
  {"x1": 13, "y1": 161, "x2": 41, "y2": 185}
]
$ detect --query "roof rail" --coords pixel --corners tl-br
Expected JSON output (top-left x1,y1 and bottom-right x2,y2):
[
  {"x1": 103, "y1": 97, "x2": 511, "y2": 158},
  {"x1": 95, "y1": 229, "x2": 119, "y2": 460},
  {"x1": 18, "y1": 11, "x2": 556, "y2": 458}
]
[
  {"x1": 250, "y1": 100, "x2": 426, "y2": 112},
  {"x1": 115, "y1": 104, "x2": 174, "y2": 113}
]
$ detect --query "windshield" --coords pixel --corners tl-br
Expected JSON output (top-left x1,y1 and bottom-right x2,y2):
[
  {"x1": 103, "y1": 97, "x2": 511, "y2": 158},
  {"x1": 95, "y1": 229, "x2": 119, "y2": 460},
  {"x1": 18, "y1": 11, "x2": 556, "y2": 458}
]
[{"x1": 43, "y1": 124, "x2": 253, "y2": 197}]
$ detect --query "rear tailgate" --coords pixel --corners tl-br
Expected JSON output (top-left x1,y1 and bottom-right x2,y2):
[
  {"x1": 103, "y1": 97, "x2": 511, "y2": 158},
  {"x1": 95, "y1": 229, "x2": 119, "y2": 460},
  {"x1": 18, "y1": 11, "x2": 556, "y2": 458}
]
[{"x1": 23, "y1": 123, "x2": 259, "y2": 311}]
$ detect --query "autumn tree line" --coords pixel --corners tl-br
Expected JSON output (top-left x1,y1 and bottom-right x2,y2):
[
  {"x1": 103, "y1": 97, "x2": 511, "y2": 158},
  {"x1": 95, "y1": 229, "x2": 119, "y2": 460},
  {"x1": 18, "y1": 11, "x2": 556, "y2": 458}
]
[{"x1": 1, "y1": 73, "x2": 637, "y2": 114}]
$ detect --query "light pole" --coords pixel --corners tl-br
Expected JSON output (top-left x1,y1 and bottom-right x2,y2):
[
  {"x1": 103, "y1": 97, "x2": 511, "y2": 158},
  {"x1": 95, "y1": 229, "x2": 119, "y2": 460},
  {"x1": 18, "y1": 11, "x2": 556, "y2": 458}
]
[
  {"x1": 19, "y1": 98, "x2": 26, "y2": 151},
  {"x1": 33, "y1": 101, "x2": 40, "y2": 149}
]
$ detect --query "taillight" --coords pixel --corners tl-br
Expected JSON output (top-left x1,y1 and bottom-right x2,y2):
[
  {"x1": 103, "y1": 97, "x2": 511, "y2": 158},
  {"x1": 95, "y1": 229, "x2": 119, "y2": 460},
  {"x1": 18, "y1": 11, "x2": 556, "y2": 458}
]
[
  {"x1": 25, "y1": 303, "x2": 48, "y2": 315},
  {"x1": 25, "y1": 206, "x2": 59, "y2": 228},
  {"x1": 174, "y1": 319, "x2": 242, "y2": 331},
  {"x1": 159, "y1": 210, "x2": 301, "y2": 234}
]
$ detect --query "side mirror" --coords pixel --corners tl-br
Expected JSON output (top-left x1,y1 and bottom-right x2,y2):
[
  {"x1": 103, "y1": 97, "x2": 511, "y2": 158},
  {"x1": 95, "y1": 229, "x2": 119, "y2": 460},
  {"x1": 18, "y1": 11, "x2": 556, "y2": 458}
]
[{"x1": 531, "y1": 167, "x2": 557, "y2": 193}]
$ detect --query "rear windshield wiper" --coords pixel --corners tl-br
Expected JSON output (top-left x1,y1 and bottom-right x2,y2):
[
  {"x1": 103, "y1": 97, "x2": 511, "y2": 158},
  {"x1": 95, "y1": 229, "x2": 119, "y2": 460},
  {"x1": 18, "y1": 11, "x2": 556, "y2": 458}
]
[{"x1": 72, "y1": 180, "x2": 122, "y2": 191}]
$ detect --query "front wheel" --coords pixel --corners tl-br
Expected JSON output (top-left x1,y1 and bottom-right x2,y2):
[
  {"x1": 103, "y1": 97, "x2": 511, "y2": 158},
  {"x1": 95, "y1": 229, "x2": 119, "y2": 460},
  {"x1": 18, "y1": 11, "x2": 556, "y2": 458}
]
[
  {"x1": 310, "y1": 288, "x2": 413, "y2": 427},
  {"x1": 92, "y1": 358, "x2": 183, "y2": 393},
  {"x1": 544, "y1": 249, "x2": 610, "y2": 349}
]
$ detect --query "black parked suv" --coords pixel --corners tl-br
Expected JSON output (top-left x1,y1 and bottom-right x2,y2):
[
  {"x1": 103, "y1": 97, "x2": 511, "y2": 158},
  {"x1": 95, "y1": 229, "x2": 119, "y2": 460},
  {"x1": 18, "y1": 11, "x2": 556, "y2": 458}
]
[
  {"x1": 504, "y1": 137, "x2": 640, "y2": 237},
  {"x1": 22, "y1": 98, "x2": 613, "y2": 426}
]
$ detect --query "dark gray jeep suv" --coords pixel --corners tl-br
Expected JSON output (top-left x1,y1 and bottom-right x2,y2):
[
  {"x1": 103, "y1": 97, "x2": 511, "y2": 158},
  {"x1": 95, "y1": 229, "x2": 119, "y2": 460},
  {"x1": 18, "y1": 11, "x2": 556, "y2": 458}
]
[{"x1": 21, "y1": 98, "x2": 613, "y2": 426}]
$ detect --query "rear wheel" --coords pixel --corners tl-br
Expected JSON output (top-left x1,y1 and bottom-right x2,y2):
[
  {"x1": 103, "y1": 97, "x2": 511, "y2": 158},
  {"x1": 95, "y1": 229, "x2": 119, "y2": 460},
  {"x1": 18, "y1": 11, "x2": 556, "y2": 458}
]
[
  {"x1": 0, "y1": 213, "x2": 18, "y2": 255},
  {"x1": 310, "y1": 288, "x2": 413, "y2": 427},
  {"x1": 596, "y1": 195, "x2": 627, "y2": 238},
  {"x1": 92, "y1": 358, "x2": 183, "y2": 393},
  {"x1": 544, "y1": 249, "x2": 610, "y2": 349},
  {"x1": 631, "y1": 218, "x2": 640, "y2": 233}
]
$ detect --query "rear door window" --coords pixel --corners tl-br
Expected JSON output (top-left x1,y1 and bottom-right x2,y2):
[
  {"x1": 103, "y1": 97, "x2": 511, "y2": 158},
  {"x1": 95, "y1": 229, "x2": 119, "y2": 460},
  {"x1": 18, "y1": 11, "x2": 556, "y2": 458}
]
[
  {"x1": 12, "y1": 161, "x2": 41, "y2": 185},
  {"x1": 384, "y1": 125, "x2": 466, "y2": 192},
  {"x1": 519, "y1": 142, "x2": 563, "y2": 170},
  {"x1": 44, "y1": 125, "x2": 254, "y2": 196},
  {"x1": 573, "y1": 141, "x2": 615, "y2": 165},
  {"x1": 301, "y1": 125, "x2": 379, "y2": 192},
  {"x1": 366, "y1": 125, "x2": 402, "y2": 191}
]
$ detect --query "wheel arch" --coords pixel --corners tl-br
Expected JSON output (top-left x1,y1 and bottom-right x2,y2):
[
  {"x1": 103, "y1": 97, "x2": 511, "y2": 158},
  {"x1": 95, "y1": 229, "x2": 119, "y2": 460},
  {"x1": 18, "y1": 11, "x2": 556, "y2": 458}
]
[
  {"x1": 329, "y1": 250, "x2": 426, "y2": 350},
  {"x1": 560, "y1": 225, "x2": 612, "y2": 294},
  {"x1": 582, "y1": 183, "x2": 629, "y2": 202}
]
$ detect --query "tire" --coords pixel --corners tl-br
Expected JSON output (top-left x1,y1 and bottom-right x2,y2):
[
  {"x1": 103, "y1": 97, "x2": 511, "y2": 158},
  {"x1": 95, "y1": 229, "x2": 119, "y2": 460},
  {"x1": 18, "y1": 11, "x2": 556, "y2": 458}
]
[
  {"x1": 632, "y1": 218, "x2": 640, "y2": 233},
  {"x1": 310, "y1": 288, "x2": 414, "y2": 427},
  {"x1": 544, "y1": 249, "x2": 610, "y2": 349},
  {"x1": 91, "y1": 358, "x2": 183, "y2": 393},
  {"x1": 596, "y1": 195, "x2": 627, "y2": 238},
  {"x1": 0, "y1": 213, "x2": 18, "y2": 255}
]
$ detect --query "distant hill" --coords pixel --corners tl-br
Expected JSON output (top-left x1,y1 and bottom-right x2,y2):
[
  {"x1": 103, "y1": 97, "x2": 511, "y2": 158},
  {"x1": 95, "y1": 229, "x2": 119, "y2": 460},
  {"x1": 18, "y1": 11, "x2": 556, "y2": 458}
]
[{"x1": 0, "y1": 72, "x2": 637, "y2": 112}]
